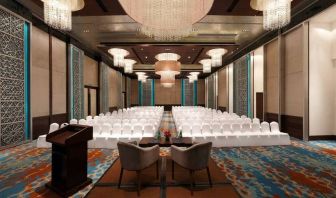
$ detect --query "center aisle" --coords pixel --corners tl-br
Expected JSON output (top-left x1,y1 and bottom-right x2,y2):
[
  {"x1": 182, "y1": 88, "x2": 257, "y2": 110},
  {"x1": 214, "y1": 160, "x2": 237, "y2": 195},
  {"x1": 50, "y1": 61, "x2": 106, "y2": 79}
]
[{"x1": 158, "y1": 111, "x2": 177, "y2": 136}]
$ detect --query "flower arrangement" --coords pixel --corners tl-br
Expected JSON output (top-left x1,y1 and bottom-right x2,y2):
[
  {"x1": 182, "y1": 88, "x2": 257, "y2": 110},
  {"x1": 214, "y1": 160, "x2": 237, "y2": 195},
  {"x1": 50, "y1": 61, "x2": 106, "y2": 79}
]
[{"x1": 163, "y1": 130, "x2": 171, "y2": 141}]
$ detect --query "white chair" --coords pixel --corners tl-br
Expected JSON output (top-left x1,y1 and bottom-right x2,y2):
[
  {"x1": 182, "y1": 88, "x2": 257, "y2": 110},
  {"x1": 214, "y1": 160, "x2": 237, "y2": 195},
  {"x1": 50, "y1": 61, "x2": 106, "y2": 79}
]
[
  {"x1": 231, "y1": 123, "x2": 241, "y2": 133},
  {"x1": 202, "y1": 124, "x2": 212, "y2": 135},
  {"x1": 212, "y1": 124, "x2": 222, "y2": 135},
  {"x1": 69, "y1": 119, "x2": 78, "y2": 125},
  {"x1": 78, "y1": 119, "x2": 87, "y2": 125},
  {"x1": 241, "y1": 115, "x2": 247, "y2": 119},
  {"x1": 143, "y1": 124, "x2": 155, "y2": 137},
  {"x1": 112, "y1": 123, "x2": 122, "y2": 136},
  {"x1": 244, "y1": 118, "x2": 252, "y2": 124},
  {"x1": 270, "y1": 122, "x2": 280, "y2": 133},
  {"x1": 261, "y1": 122, "x2": 271, "y2": 133},
  {"x1": 60, "y1": 123, "x2": 68, "y2": 128},
  {"x1": 101, "y1": 123, "x2": 112, "y2": 135},
  {"x1": 122, "y1": 124, "x2": 132, "y2": 136},
  {"x1": 123, "y1": 119, "x2": 130, "y2": 124},
  {"x1": 251, "y1": 123, "x2": 261, "y2": 133},
  {"x1": 105, "y1": 112, "x2": 111, "y2": 116},
  {"x1": 252, "y1": 118, "x2": 260, "y2": 124},
  {"x1": 192, "y1": 125, "x2": 202, "y2": 136},
  {"x1": 241, "y1": 123, "x2": 251, "y2": 133},
  {"x1": 131, "y1": 119, "x2": 138, "y2": 124},
  {"x1": 182, "y1": 124, "x2": 192, "y2": 137},
  {"x1": 222, "y1": 124, "x2": 231, "y2": 133},
  {"x1": 49, "y1": 123, "x2": 59, "y2": 133},
  {"x1": 133, "y1": 124, "x2": 143, "y2": 137},
  {"x1": 86, "y1": 116, "x2": 93, "y2": 120},
  {"x1": 93, "y1": 123, "x2": 101, "y2": 135}
]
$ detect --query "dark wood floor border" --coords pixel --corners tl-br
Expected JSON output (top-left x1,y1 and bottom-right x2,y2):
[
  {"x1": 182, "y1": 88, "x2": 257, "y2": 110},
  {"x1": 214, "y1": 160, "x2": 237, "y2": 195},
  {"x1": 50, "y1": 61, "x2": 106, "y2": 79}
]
[{"x1": 308, "y1": 135, "x2": 336, "y2": 141}]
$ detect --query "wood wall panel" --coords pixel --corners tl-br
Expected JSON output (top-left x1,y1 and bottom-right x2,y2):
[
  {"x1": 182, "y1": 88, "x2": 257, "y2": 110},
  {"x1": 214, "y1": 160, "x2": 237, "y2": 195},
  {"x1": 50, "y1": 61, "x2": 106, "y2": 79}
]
[
  {"x1": 108, "y1": 67, "x2": 122, "y2": 108},
  {"x1": 31, "y1": 26, "x2": 49, "y2": 117},
  {"x1": 265, "y1": 39, "x2": 279, "y2": 120},
  {"x1": 84, "y1": 55, "x2": 98, "y2": 87},
  {"x1": 197, "y1": 79, "x2": 205, "y2": 105},
  {"x1": 52, "y1": 36, "x2": 67, "y2": 115},
  {"x1": 155, "y1": 79, "x2": 181, "y2": 105},
  {"x1": 131, "y1": 79, "x2": 139, "y2": 105}
]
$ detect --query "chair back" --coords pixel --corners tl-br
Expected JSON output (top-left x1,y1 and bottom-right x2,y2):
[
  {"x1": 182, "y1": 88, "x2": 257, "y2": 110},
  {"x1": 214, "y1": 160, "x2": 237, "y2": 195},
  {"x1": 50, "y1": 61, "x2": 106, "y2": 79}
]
[
  {"x1": 222, "y1": 123, "x2": 231, "y2": 133},
  {"x1": 251, "y1": 123, "x2": 261, "y2": 133},
  {"x1": 261, "y1": 122, "x2": 271, "y2": 132},
  {"x1": 69, "y1": 119, "x2": 78, "y2": 125},
  {"x1": 231, "y1": 123, "x2": 241, "y2": 133},
  {"x1": 78, "y1": 119, "x2": 87, "y2": 125},
  {"x1": 252, "y1": 118, "x2": 260, "y2": 124},
  {"x1": 178, "y1": 142, "x2": 212, "y2": 170},
  {"x1": 49, "y1": 123, "x2": 59, "y2": 133},
  {"x1": 192, "y1": 124, "x2": 202, "y2": 135},
  {"x1": 60, "y1": 123, "x2": 68, "y2": 128},
  {"x1": 270, "y1": 122, "x2": 280, "y2": 133},
  {"x1": 212, "y1": 123, "x2": 222, "y2": 134},
  {"x1": 241, "y1": 123, "x2": 251, "y2": 133}
]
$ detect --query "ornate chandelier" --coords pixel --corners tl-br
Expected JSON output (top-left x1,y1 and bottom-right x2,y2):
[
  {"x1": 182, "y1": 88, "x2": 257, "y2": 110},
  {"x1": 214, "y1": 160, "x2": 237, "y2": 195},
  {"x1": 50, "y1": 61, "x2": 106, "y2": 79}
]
[
  {"x1": 188, "y1": 72, "x2": 200, "y2": 83},
  {"x1": 250, "y1": 0, "x2": 292, "y2": 30},
  {"x1": 108, "y1": 48, "x2": 130, "y2": 67},
  {"x1": 123, "y1": 59, "x2": 136, "y2": 73},
  {"x1": 41, "y1": 0, "x2": 84, "y2": 31},
  {"x1": 155, "y1": 53, "x2": 181, "y2": 88},
  {"x1": 206, "y1": 48, "x2": 227, "y2": 67},
  {"x1": 199, "y1": 59, "x2": 212, "y2": 73},
  {"x1": 136, "y1": 72, "x2": 148, "y2": 83},
  {"x1": 118, "y1": 0, "x2": 214, "y2": 41}
]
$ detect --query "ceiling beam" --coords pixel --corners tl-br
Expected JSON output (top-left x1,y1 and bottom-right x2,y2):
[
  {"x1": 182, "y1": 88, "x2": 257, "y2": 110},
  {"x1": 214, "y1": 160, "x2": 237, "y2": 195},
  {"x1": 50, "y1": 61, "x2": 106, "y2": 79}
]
[
  {"x1": 227, "y1": 0, "x2": 240, "y2": 12},
  {"x1": 96, "y1": 0, "x2": 108, "y2": 12}
]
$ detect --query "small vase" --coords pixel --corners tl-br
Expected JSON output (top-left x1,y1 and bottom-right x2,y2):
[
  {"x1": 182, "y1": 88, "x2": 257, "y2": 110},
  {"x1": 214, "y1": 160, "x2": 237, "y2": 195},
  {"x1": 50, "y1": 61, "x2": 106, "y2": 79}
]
[{"x1": 165, "y1": 137, "x2": 170, "y2": 142}]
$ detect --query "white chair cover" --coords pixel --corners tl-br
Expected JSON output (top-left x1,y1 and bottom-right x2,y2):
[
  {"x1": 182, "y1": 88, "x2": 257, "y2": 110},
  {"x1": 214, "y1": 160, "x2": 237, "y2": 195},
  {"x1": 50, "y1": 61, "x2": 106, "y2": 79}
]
[
  {"x1": 261, "y1": 122, "x2": 271, "y2": 133},
  {"x1": 49, "y1": 123, "x2": 59, "y2": 133}
]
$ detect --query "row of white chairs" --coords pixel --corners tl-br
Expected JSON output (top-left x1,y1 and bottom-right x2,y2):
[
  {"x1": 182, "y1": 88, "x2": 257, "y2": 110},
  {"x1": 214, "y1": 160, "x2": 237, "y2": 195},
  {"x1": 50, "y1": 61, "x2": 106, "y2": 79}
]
[{"x1": 179, "y1": 122, "x2": 280, "y2": 136}]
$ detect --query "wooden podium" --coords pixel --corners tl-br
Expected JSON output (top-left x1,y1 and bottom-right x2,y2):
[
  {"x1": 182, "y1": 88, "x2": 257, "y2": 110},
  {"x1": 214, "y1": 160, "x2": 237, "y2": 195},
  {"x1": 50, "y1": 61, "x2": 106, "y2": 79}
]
[{"x1": 46, "y1": 124, "x2": 93, "y2": 197}]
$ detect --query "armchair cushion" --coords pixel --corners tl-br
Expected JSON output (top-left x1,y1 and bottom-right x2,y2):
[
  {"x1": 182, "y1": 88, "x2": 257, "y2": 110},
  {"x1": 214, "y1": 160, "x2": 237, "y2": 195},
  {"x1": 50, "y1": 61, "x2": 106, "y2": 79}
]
[
  {"x1": 117, "y1": 141, "x2": 160, "y2": 171},
  {"x1": 171, "y1": 142, "x2": 212, "y2": 171}
]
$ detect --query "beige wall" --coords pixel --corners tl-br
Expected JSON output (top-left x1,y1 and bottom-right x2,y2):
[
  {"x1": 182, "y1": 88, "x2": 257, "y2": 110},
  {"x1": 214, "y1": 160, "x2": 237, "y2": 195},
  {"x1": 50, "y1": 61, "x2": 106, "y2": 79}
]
[
  {"x1": 197, "y1": 79, "x2": 205, "y2": 105},
  {"x1": 31, "y1": 26, "x2": 49, "y2": 117},
  {"x1": 84, "y1": 55, "x2": 98, "y2": 87},
  {"x1": 108, "y1": 67, "x2": 122, "y2": 108},
  {"x1": 283, "y1": 27, "x2": 304, "y2": 117},
  {"x1": 52, "y1": 36, "x2": 67, "y2": 115},
  {"x1": 155, "y1": 79, "x2": 181, "y2": 105},
  {"x1": 252, "y1": 46, "x2": 264, "y2": 117},
  {"x1": 265, "y1": 39, "x2": 279, "y2": 114},
  {"x1": 217, "y1": 68, "x2": 228, "y2": 108},
  {"x1": 131, "y1": 79, "x2": 139, "y2": 105}
]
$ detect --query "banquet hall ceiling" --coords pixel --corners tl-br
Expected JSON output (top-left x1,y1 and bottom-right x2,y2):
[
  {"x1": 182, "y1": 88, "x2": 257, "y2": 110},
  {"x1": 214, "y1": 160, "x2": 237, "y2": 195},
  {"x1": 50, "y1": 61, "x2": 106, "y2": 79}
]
[{"x1": 23, "y1": 0, "x2": 304, "y2": 78}]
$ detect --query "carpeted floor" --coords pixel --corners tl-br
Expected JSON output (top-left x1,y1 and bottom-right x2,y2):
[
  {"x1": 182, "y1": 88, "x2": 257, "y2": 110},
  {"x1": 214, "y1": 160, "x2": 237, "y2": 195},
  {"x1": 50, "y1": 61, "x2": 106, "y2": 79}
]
[
  {"x1": 0, "y1": 142, "x2": 118, "y2": 198},
  {"x1": 1, "y1": 112, "x2": 336, "y2": 198}
]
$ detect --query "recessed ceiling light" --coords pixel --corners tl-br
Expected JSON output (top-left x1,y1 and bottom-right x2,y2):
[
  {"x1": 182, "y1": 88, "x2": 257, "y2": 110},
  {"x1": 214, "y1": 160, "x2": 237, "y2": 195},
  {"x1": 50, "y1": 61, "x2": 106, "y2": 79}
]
[
  {"x1": 140, "y1": 48, "x2": 144, "y2": 51},
  {"x1": 165, "y1": 48, "x2": 171, "y2": 51},
  {"x1": 188, "y1": 56, "x2": 191, "y2": 59},
  {"x1": 83, "y1": 29, "x2": 90, "y2": 33},
  {"x1": 192, "y1": 48, "x2": 195, "y2": 51},
  {"x1": 242, "y1": 29, "x2": 250, "y2": 32},
  {"x1": 145, "y1": 56, "x2": 148, "y2": 59}
]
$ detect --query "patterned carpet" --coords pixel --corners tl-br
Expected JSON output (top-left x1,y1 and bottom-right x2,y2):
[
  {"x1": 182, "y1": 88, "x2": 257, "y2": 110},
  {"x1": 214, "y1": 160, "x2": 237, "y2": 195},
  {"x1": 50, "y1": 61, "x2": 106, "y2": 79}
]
[
  {"x1": 0, "y1": 142, "x2": 118, "y2": 198},
  {"x1": 211, "y1": 140, "x2": 336, "y2": 197}
]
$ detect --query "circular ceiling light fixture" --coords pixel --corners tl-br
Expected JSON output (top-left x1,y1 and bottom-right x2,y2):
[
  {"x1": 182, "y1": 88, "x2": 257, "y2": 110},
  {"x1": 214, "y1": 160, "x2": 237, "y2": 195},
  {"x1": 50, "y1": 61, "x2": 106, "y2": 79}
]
[
  {"x1": 160, "y1": 75, "x2": 175, "y2": 88},
  {"x1": 206, "y1": 48, "x2": 227, "y2": 67},
  {"x1": 188, "y1": 72, "x2": 200, "y2": 83},
  {"x1": 250, "y1": 0, "x2": 292, "y2": 31},
  {"x1": 155, "y1": 60, "x2": 181, "y2": 87},
  {"x1": 42, "y1": 0, "x2": 84, "y2": 31},
  {"x1": 123, "y1": 59, "x2": 136, "y2": 73},
  {"x1": 118, "y1": 0, "x2": 214, "y2": 41},
  {"x1": 136, "y1": 72, "x2": 148, "y2": 83},
  {"x1": 108, "y1": 48, "x2": 130, "y2": 67},
  {"x1": 199, "y1": 59, "x2": 212, "y2": 73},
  {"x1": 155, "y1": 53, "x2": 181, "y2": 61}
]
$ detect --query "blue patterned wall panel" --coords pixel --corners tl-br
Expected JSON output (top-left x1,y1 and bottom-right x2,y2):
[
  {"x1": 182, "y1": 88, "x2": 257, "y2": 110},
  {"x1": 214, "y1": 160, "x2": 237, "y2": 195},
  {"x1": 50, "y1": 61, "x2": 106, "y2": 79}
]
[
  {"x1": 0, "y1": 7, "x2": 25, "y2": 146},
  {"x1": 69, "y1": 45, "x2": 84, "y2": 119},
  {"x1": 184, "y1": 80, "x2": 194, "y2": 106},
  {"x1": 233, "y1": 55, "x2": 249, "y2": 116}
]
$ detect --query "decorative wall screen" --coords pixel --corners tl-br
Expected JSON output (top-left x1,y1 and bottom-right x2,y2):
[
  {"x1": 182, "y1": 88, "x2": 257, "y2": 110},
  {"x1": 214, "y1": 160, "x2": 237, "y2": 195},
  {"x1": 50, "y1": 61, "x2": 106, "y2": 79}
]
[
  {"x1": 126, "y1": 77, "x2": 131, "y2": 107},
  {"x1": 69, "y1": 44, "x2": 84, "y2": 119},
  {"x1": 0, "y1": 7, "x2": 28, "y2": 146},
  {"x1": 233, "y1": 55, "x2": 251, "y2": 116},
  {"x1": 207, "y1": 74, "x2": 215, "y2": 109},
  {"x1": 142, "y1": 80, "x2": 153, "y2": 106},
  {"x1": 100, "y1": 62, "x2": 109, "y2": 113},
  {"x1": 184, "y1": 80, "x2": 194, "y2": 106}
]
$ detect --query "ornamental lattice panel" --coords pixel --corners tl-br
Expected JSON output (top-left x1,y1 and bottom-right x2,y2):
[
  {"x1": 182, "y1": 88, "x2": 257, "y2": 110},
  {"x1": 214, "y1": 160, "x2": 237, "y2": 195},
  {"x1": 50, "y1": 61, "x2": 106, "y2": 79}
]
[
  {"x1": 0, "y1": 8, "x2": 25, "y2": 146},
  {"x1": 184, "y1": 80, "x2": 194, "y2": 106},
  {"x1": 233, "y1": 55, "x2": 249, "y2": 116},
  {"x1": 70, "y1": 45, "x2": 84, "y2": 119}
]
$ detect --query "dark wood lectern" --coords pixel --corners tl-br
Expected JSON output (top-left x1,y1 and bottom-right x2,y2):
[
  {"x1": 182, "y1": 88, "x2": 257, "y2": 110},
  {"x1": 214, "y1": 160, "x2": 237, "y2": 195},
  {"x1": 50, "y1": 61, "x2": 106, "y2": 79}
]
[{"x1": 46, "y1": 124, "x2": 93, "y2": 197}]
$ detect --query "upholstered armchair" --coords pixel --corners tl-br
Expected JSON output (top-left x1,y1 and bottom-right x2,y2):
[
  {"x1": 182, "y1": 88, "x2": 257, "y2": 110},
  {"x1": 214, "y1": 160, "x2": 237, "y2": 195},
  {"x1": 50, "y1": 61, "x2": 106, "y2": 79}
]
[
  {"x1": 171, "y1": 142, "x2": 213, "y2": 195},
  {"x1": 117, "y1": 141, "x2": 160, "y2": 196}
]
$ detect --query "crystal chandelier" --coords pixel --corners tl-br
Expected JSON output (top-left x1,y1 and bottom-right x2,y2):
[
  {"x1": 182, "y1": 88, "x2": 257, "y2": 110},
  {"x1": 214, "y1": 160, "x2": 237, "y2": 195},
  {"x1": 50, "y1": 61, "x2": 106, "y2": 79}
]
[
  {"x1": 188, "y1": 72, "x2": 200, "y2": 83},
  {"x1": 108, "y1": 48, "x2": 130, "y2": 67},
  {"x1": 263, "y1": 0, "x2": 291, "y2": 30},
  {"x1": 136, "y1": 72, "x2": 148, "y2": 83},
  {"x1": 123, "y1": 59, "x2": 136, "y2": 73},
  {"x1": 199, "y1": 59, "x2": 212, "y2": 73},
  {"x1": 206, "y1": 48, "x2": 227, "y2": 67},
  {"x1": 42, "y1": 0, "x2": 84, "y2": 31},
  {"x1": 118, "y1": 0, "x2": 214, "y2": 41},
  {"x1": 160, "y1": 74, "x2": 175, "y2": 88},
  {"x1": 155, "y1": 53, "x2": 181, "y2": 87},
  {"x1": 250, "y1": 0, "x2": 292, "y2": 31},
  {"x1": 155, "y1": 53, "x2": 181, "y2": 61}
]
